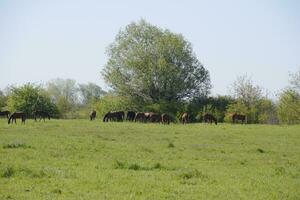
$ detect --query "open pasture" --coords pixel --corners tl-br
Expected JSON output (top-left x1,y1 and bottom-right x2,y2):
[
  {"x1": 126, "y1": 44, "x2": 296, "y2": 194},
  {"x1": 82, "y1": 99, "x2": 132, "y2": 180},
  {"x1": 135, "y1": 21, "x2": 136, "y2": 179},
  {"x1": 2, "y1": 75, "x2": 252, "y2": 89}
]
[{"x1": 0, "y1": 119, "x2": 299, "y2": 199}]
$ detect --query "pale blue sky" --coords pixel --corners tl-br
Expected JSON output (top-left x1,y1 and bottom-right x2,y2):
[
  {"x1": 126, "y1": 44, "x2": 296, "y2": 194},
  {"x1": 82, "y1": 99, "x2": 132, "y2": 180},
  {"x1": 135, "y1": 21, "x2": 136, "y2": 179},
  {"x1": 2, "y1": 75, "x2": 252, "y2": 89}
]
[{"x1": 0, "y1": 0, "x2": 299, "y2": 97}]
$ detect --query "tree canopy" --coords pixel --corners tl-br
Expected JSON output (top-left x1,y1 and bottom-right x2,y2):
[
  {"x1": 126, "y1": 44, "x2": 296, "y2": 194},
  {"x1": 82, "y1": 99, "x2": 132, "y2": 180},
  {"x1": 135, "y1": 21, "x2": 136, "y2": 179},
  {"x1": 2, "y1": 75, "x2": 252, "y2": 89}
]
[
  {"x1": 7, "y1": 83, "x2": 58, "y2": 117},
  {"x1": 102, "y1": 20, "x2": 211, "y2": 104}
]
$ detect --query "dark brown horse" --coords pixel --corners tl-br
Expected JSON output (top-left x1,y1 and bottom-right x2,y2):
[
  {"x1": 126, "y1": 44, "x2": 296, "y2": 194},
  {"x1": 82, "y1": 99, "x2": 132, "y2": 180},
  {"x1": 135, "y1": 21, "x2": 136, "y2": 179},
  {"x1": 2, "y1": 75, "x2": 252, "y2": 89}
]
[
  {"x1": 149, "y1": 113, "x2": 161, "y2": 123},
  {"x1": 135, "y1": 112, "x2": 146, "y2": 122},
  {"x1": 0, "y1": 110, "x2": 10, "y2": 119},
  {"x1": 203, "y1": 113, "x2": 217, "y2": 125},
  {"x1": 103, "y1": 111, "x2": 125, "y2": 122},
  {"x1": 180, "y1": 113, "x2": 189, "y2": 124},
  {"x1": 126, "y1": 111, "x2": 136, "y2": 121},
  {"x1": 161, "y1": 113, "x2": 170, "y2": 125},
  {"x1": 90, "y1": 110, "x2": 96, "y2": 120},
  {"x1": 33, "y1": 110, "x2": 50, "y2": 122},
  {"x1": 134, "y1": 112, "x2": 152, "y2": 122},
  {"x1": 8, "y1": 112, "x2": 26, "y2": 124},
  {"x1": 232, "y1": 113, "x2": 246, "y2": 124}
]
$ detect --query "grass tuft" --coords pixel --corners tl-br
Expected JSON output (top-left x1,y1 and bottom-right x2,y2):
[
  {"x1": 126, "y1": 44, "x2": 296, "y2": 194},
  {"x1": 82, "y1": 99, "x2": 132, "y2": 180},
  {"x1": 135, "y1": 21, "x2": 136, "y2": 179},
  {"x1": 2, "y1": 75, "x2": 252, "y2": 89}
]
[
  {"x1": 3, "y1": 142, "x2": 31, "y2": 149},
  {"x1": 168, "y1": 142, "x2": 175, "y2": 148},
  {"x1": 152, "y1": 163, "x2": 162, "y2": 169},
  {"x1": 128, "y1": 163, "x2": 141, "y2": 171},
  {"x1": 2, "y1": 166, "x2": 14, "y2": 178},
  {"x1": 257, "y1": 148, "x2": 265, "y2": 153},
  {"x1": 114, "y1": 160, "x2": 126, "y2": 169}
]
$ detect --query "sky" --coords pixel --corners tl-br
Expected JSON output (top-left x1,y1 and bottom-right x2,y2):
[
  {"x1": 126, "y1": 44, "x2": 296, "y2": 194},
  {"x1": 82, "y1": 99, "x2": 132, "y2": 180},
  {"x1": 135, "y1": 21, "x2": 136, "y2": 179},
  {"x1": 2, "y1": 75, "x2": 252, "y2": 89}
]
[{"x1": 0, "y1": 0, "x2": 299, "y2": 98}]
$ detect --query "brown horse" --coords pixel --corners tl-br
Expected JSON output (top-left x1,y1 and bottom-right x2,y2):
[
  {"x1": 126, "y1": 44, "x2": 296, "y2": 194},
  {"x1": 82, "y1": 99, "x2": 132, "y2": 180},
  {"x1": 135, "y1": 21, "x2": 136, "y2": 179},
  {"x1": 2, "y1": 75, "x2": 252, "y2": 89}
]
[
  {"x1": 180, "y1": 113, "x2": 189, "y2": 124},
  {"x1": 126, "y1": 111, "x2": 136, "y2": 121},
  {"x1": 8, "y1": 112, "x2": 26, "y2": 124},
  {"x1": 90, "y1": 110, "x2": 96, "y2": 120},
  {"x1": 203, "y1": 113, "x2": 217, "y2": 125},
  {"x1": 149, "y1": 113, "x2": 161, "y2": 123},
  {"x1": 232, "y1": 113, "x2": 246, "y2": 124},
  {"x1": 0, "y1": 110, "x2": 10, "y2": 119},
  {"x1": 103, "y1": 111, "x2": 125, "y2": 122},
  {"x1": 33, "y1": 110, "x2": 50, "y2": 122},
  {"x1": 161, "y1": 113, "x2": 170, "y2": 125},
  {"x1": 135, "y1": 112, "x2": 147, "y2": 122}
]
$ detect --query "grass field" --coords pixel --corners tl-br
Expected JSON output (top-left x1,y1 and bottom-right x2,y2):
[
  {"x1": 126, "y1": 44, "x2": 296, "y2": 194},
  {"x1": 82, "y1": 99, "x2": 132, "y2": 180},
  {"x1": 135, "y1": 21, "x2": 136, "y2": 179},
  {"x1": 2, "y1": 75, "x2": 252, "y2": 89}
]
[{"x1": 0, "y1": 119, "x2": 299, "y2": 199}]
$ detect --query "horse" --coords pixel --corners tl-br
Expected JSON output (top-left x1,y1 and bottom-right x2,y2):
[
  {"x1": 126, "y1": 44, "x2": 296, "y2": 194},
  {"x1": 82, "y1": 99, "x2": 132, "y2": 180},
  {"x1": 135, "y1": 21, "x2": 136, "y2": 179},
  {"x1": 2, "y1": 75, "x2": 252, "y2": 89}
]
[
  {"x1": 149, "y1": 113, "x2": 161, "y2": 123},
  {"x1": 0, "y1": 110, "x2": 10, "y2": 119},
  {"x1": 90, "y1": 110, "x2": 96, "y2": 120},
  {"x1": 180, "y1": 113, "x2": 189, "y2": 124},
  {"x1": 135, "y1": 112, "x2": 146, "y2": 122},
  {"x1": 126, "y1": 111, "x2": 136, "y2": 121},
  {"x1": 203, "y1": 113, "x2": 217, "y2": 125},
  {"x1": 232, "y1": 113, "x2": 246, "y2": 124},
  {"x1": 161, "y1": 113, "x2": 170, "y2": 125},
  {"x1": 33, "y1": 110, "x2": 50, "y2": 122},
  {"x1": 144, "y1": 112, "x2": 153, "y2": 121},
  {"x1": 103, "y1": 111, "x2": 125, "y2": 122},
  {"x1": 8, "y1": 112, "x2": 26, "y2": 124}
]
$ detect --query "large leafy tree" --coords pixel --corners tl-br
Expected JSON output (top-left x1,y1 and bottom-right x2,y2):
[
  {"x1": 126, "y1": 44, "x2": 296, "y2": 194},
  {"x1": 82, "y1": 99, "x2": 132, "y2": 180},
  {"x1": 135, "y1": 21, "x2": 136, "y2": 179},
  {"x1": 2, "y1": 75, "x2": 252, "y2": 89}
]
[{"x1": 102, "y1": 20, "x2": 211, "y2": 104}]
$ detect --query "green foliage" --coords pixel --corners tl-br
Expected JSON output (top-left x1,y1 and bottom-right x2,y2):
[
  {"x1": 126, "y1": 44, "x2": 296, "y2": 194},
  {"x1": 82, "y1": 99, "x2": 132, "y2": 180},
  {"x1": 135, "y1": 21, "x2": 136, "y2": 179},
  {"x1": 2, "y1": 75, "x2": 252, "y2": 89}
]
[
  {"x1": 0, "y1": 90, "x2": 8, "y2": 109},
  {"x1": 277, "y1": 89, "x2": 300, "y2": 124},
  {"x1": 78, "y1": 82, "x2": 106, "y2": 105},
  {"x1": 187, "y1": 96, "x2": 234, "y2": 122},
  {"x1": 93, "y1": 93, "x2": 137, "y2": 118},
  {"x1": 225, "y1": 98, "x2": 277, "y2": 124},
  {"x1": 7, "y1": 83, "x2": 58, "y2": 117},
  {"x1": 103, "y1": 19, "x2": 211, "y2": 104},
  {"x1": 46, "y1": 78, "x2": 78, "y2": 104}
]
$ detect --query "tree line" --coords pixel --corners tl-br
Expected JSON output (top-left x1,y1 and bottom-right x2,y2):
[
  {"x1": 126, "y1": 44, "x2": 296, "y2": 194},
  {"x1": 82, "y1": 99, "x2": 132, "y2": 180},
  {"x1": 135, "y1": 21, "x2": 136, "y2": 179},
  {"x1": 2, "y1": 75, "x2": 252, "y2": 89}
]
[
  {"x1": 0, "y1": 20, "x2": 299, "y2": 124},
  {"x1": 0, "y1": 72, "x2": 299, "y2": 124}
]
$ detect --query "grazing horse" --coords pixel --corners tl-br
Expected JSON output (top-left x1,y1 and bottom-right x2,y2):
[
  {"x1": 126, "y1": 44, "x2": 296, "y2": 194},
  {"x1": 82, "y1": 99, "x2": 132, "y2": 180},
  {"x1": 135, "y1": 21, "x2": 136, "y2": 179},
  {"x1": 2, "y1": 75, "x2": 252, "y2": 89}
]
[
  {"x1": 161, "y1": 113, "x2": 170, "y2": 125},
  {"x1": 180, "y1": 113, "x2": 189, "y2": 124},
  {"x1": 103, "y1": 111, "x2": 125, "y2": 122},
  {"x1": 8, "y1": 112, "x2": 26, "y2": 124},
  {"x1": 135, "y1": 112, "x2": 147, "y2": 122},
  {"x1": 0, "y1": 110, "x2": 10, "y2": 119},
  {"x1": 33, "y1": 110, "x2": 50, "y2": 122},
  {"x1": 144, "y1": 112, "x2": 153, "y2": 121},
  {"x1": 90, "y1": 110, "x2": 96, "y2": 120},
  {"x1": 126, "y1": 111, "x2": 136, "y2": 121},
  {"x1": 203, "y1": 113, "x2": 217, "y2": 125},
  {"x1": 232, "y1": 113, "x2": 246, "y2": 124},
  {"x1": 149, "y1": 113, "x2": 161, "y2": 123}
]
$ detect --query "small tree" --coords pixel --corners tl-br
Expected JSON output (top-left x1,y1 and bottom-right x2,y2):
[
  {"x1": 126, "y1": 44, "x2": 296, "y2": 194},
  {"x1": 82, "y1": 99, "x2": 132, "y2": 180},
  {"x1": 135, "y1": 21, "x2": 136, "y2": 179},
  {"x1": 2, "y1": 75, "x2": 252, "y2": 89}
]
[
  {"x1": 228, "y1": 75, "x2": 267, "y2": 123},
  {"x1": 0, "y1": 90, "x2": 8, "y2": 109},
  {"x1": 277, "y1": 69, "x2": 300, "y2": 124},
  {"x1": 7, "y1": 83, "x2": 58, "y2": 117},
  {"x1": 46, "y1": 78, "x2": 78, "y2": 104},
  {"x1": 277, "y1": 89, "x2": 300, "y2": 124},
  {"x1": 78, "y1": 82, "x2": 106, "y2": 105}
]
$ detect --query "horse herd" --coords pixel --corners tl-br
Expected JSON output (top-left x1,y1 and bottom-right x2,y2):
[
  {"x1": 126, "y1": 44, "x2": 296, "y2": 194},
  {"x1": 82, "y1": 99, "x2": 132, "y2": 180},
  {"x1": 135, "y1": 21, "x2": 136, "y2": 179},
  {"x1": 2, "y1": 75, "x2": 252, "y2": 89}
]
[
  {"x1": 0, "y1": 110, "x2": 50, "y2": 124},
  {"x1": 0, "y1": 109, "x2": 247, "y2": 125},
  {"x1": 90, "y1": 110, "x2": 247, "y2": 125}
]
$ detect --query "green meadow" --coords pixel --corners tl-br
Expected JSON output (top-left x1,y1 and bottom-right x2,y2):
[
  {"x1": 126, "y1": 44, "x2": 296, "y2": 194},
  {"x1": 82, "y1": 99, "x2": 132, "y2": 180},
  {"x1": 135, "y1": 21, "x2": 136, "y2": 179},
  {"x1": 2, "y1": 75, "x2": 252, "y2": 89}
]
[{"x1": 0, "y1": 119, "x2": 299, "y2": 199}]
